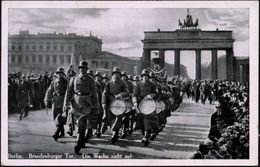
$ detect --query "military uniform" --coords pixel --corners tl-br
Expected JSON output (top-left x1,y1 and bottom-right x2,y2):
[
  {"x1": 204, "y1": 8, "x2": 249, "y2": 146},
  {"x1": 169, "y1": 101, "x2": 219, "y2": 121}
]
[
  {"x1": 120, "y1": 71, "x2": 134, "y2": 138},
  {"x1": 132, "y1": 69, "x2": 159, "y2": 146},
  {"x1": 102, "y1": 67, "x2": 129, "y2": 144},
  {"x1": 94, "y1": 71, "x2": 106, "y2": 137},
  {"x1": 65, "y1": 66, "x2": 77, "y2": 137},
  {"x1": 44, "y1": 67, "x2": 68, "y2": 141},
  {"x1": 16, "y1": 76, "x2": 33, "y2": 120},
  {"x1": 63, "y1": 61, "x2": 100, "y2": 153}
]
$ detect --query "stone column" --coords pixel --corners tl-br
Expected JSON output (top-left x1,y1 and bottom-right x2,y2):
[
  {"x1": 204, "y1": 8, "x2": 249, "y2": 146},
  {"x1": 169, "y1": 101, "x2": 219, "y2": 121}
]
[
  {"x1": 158, "y1": 49, "x2": 165, "y2": 69},
  {"x1": 195, "y1": 49, "x2": 201, "y2": 80},
  {"x1": 142, "y1": 49, "x2": 151, "y2": 69},
  {"x1": 211, "y1": 49, "x2": 218, "y2": 80},
  {"x1": 226, "y1": 48, "x2": 234, "y2": 81},
  {"x1": 174, "y1": 49, "x2": 180, "y2": 77}
]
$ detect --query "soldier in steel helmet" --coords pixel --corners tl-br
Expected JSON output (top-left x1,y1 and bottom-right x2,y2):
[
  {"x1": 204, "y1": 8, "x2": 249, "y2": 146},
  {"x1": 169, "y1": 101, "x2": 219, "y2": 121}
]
[
  {"x1": 84, "y1": 69, "x2": 97, "y2": 139},
  {"x1": 94, "y1": 71, "x2": 106, "y2": 137},
  {"x1": 63, "y1": 60, "x2": 100, "y2": 154},
  {"x1": 44, "y1": 67, "x2": 68, "y2": 141},
  {"x1": 132, "y1": 69, "x2": 159, "y2": 146},
  {"x1": 66, "y1": 64, "x2": 76, "y2": 80},
  {"x1": 102, "y1": 74, "x2": 110, "y2": 83},
  {"x1": 16, "y1": 74, "x2": 33, "y2": 120},
  {"x1": 121, "y1": 71, "x2": 134, "y2": 138},
  {"x1": 101, "y1": 67, "x2": 129, "y2": 144}
]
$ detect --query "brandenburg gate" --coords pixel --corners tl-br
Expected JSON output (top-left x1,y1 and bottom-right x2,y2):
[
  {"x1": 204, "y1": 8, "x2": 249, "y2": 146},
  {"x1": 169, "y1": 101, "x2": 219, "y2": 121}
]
[{"x1": 141, "y1": 10, "x2": 235, "y2": 81}]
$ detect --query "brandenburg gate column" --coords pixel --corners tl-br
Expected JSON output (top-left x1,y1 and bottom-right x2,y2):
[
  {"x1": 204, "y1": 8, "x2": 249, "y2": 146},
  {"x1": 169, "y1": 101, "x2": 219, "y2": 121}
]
[
  {"x1": 174, "y1": 49, "x2": 180, "y2": 77},
  {"x1": 211, "y1": 49, "x2": 218, "y2": 80},
  {"x1": 142, "y1": 49, "x2": 151, "y2": 69},
  {"x1": 195, "y1": 49, "x2": 201, "y2": 80},
  {"x1": 158, "y1": 49, "x2": 165, "y2": 69},
  {"x1": 226, "y1": 48, "x2": 234, "y2": 81}
]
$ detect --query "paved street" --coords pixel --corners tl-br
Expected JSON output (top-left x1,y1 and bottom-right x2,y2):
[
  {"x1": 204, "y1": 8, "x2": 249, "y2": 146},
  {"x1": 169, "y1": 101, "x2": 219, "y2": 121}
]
[{"x1": 8, "y1": 98, "x2": 215, "y2": 159}]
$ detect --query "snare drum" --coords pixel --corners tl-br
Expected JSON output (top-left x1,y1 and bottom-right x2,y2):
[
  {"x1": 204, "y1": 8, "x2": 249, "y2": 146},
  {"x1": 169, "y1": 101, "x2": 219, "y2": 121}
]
[
  {"x1": 110, "y1": 99, "x2": 127, "y2": 116},
  {"x1": 155, "y1": 100, "x2": 166, "y2": 114},
  {"x1": 139, "y1": 99, "x2": 156, "y2": 115}
]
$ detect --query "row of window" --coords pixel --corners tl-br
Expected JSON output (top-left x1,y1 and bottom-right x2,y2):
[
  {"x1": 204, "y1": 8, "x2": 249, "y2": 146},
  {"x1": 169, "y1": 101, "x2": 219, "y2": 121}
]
[
  {"x1": 9, "y1": 54, "x2": 72, "y2": 65},
  {"x1": 91, "y1": 60, "x2": 118, "y2": 69},
  {"x1": 9, "y1": 54, "x2": 121, "y2": 69},
  {"x1": 9, "y1": 44, "x2": 73, "y2": 52}
]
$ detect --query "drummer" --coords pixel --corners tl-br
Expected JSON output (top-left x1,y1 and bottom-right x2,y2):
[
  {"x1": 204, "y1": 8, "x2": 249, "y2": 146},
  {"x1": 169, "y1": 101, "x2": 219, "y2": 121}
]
[
  {"x1": 132, "y1": 69, "x2": 159, "y2": 146},
  {"x1": 101, "y1": 67, "x2": 129, "y2": 144}
]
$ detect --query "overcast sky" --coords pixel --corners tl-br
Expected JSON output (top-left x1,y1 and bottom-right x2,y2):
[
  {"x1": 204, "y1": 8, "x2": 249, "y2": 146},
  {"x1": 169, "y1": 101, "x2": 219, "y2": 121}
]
[{"x1": 8, "y1": 8, "x2": 249, "y2": 78}]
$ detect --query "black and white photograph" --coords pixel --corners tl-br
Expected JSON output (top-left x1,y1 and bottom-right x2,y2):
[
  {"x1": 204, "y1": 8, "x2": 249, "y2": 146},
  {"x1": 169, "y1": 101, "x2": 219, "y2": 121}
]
[{"x1": 1, "y1": 1, "x2": 259, "y2": 166}]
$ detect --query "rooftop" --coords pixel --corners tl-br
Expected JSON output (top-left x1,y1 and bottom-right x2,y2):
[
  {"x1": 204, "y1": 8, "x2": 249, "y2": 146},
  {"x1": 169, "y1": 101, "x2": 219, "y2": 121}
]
[{"x1": 9, "y1": 29, "x2": 102, "y2": 43}]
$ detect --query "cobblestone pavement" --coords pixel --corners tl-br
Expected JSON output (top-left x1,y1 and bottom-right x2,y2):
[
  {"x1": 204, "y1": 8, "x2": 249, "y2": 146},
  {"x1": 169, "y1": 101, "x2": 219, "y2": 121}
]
[{"x1": 8, "y1": 98, "x2": 215, "y2": 159}]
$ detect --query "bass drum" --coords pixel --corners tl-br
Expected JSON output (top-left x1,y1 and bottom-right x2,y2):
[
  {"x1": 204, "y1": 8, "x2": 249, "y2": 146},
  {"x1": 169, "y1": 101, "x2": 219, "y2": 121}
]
[
  {"x1": 155, "y1": 100, "x2": 166, "y2": 114},
  {"x1": 139, "y1": 99, "x2": 156, "y2": 115},
  {"x1": 110, "y1": 99, "x2": 126, "y2": 116}
]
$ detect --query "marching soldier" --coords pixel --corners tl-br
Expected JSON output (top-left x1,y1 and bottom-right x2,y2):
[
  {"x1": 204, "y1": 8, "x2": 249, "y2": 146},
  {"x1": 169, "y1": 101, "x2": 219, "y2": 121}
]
[
  {"x1": 101, "y1": 67, "x2": 129, "y2": 144},
  {"x1": 44, "y1": 67, "x2": 68, "y2": 141},
  {"x1": 121, "y1": 71, "x2": 134, "y2": 138},
  {"x1": 63, "y1": 60, "x2": 100, "y2": 154},
  {"x1": 100, "y1": 73, "x2": 110, "y2": 133},
  {"x1": 16, "y1": 75, "x2": 33, "y2": 120},
  {"x1": 65, "y1": 65, "x2": 77, "y2": 137},
  {"x1": 133, "y1": 75, "x2": 141, "y2": 86},
  {"x1": 66, "y1": 64, "x2": 76, "y2": 79},
  {"x1": 85, "y1": 69, "x2": 96, "y2": 139},
  {"x1": 102, "y1": 74, "x2": 110, "y2": 83},
  {"x1": 94, "y1": 71, "x2": 106, "y2": 137},
  {"x1": 132, "y1": 69, "x2": 159, "y2": 146}
]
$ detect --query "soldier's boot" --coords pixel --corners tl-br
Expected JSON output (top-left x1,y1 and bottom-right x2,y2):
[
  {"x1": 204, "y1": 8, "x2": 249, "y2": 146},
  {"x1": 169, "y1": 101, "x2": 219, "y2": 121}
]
[
  {"x1": 19, "y1": 112, "x2": 23, "y2": 120},
  {"x1": 150, "y1": 129, "x2": 160, "y2": 141},
  {"x1": 121, "y1": 126, "x2": 128, "y2": 139},
  {"x1": 87, "y1": 128, "x2": 93, "y2": 139},
  {"x1": 74, "y1": 133, "x2": 85, "y2": 154},
  {"x1": 24, "y1": 110, "x2": 29, "y2": 117},
  {"x1": 52, "y1": 126, "x2": 60, "y2": 141},
  {"x1": 141, "y1": 130, "x2": 151, "y2": 147},
  {"x1": 67, "y1": 124, "x2": 73, "y2": 136},
  {"x1": 129, "y1": 120, "x2": 134, "y2": 134},
  {"x1": 111, "y1": 131, "x2": 119, "y2": 144},
  {"x1": 141, "y1": 129, "x2": 145, "y2": 136},
  {"x1": 96, "y1": 126, "x2": 101, "y2": 138},
  {"x1": 59, "y1": 125, "x2": 65, "y2": 138},
  {"x1": 101, "y1": 125, "x2": 107, "y2": 134}
]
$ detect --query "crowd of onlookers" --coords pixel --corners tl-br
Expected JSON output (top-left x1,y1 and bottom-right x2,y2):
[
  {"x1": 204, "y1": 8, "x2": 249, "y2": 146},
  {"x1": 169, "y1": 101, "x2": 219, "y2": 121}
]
[
  {"x1": 185, "y1": 79, "x2": 249, "y2": 159},
  {"x1": 8, "y1": 72, "x2": 53, "y2": 114}
]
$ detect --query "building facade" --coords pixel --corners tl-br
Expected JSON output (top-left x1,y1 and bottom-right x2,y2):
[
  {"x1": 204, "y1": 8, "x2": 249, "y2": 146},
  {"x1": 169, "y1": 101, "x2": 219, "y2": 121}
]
[
  {"x1": 8, "y1": 30, "x2": 137, "y2": 75},
  {"x1": 8, "y1": 30, "x2": 102, "y2": 74}
]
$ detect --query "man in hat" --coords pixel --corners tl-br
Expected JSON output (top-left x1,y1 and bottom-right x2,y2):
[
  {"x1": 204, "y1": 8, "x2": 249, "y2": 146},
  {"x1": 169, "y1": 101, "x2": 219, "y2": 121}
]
[
  {"x1": 133, "y1": 75, "x2": 140, "y2": 87},
  {"x1": 132, "y1": 69, "x2": 159, "y2": 146},
  {"x1": 63, "y1": 60, "x2": 100, "y2": 154},
  {"x1": 66, "y1": 64, "x2": 76, "y2": 80},
  {"x1": 94, "y1": 71, "x2": 106, "y2": 137},
  {"x1": 44, "y1": 67, "x2": 68, "y2": 141},
  {"x1": 121, "y1": 71, "x2": 134, "y2": 138},
  {"x1": 84, "y1": 69, "x2": 98, "y2": 139},
  {"x1": 16, "y1": 74, "x2": 33, "y2": 120},
  {"x1": 87, "y1": 69, "x2": 95, "y2": 79},
  {"x1": 102, "y1": 74, "x2": 110, "y2": 83},
  {"x1": 101, "y1": 67, "x2": 129, "y2": 144}
]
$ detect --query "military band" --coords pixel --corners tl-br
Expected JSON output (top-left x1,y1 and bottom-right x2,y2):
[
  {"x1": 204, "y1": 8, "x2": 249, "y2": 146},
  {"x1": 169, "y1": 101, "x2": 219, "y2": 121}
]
[{"x1": 8, "y1": 60, "x2": 249, "y2": 156}]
